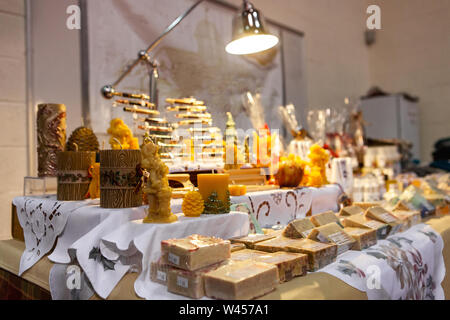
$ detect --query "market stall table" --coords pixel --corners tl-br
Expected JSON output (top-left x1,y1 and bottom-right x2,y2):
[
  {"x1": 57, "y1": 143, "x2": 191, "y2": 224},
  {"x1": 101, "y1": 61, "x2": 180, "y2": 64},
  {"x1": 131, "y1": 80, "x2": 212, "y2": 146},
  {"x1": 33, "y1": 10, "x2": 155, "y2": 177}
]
[
  {"x1": 2, "y1": 182, "x2": 449, "y2": 300},
  {"x1": 1, "y1": 214, "x2": 449, "y2": 300}
]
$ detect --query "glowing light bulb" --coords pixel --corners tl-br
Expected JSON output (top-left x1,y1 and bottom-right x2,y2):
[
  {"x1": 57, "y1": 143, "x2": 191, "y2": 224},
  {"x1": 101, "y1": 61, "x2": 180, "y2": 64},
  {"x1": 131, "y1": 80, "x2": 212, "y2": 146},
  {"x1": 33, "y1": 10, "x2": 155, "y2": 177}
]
[{"x1": 225, "y1": 34, "x2": 279, "y2": 55}]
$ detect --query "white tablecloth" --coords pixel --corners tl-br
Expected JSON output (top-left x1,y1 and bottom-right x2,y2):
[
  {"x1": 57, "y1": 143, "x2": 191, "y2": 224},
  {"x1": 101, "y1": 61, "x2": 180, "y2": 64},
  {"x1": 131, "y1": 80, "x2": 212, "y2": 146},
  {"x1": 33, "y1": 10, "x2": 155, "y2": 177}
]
[{"x1": 12, "y1": 185, "x2": 342, "y2": 299}]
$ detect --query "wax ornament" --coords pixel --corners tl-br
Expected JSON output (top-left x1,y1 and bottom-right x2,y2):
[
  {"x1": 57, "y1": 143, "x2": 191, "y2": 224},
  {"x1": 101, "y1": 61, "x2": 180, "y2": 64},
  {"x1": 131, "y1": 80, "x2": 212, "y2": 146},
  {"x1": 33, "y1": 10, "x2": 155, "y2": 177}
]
[
  {"x1": 86, "y1": 163, "x2": 100, "y2": 199},
  {"x1": 182, "y1": 191, "x2": 205, "y2": 217},
  {"x1": 141, "y1": 138, "x2": 178, "y2": 224},
  {"x1": 274, "y1": 154, "x2": 306, "y2": 188},
  {"x1": 301, "y1": 144, "x2": 330, "y2": 187},
  {"x1": 107, "y1": 118, "x2": 139, "y2": 150}
]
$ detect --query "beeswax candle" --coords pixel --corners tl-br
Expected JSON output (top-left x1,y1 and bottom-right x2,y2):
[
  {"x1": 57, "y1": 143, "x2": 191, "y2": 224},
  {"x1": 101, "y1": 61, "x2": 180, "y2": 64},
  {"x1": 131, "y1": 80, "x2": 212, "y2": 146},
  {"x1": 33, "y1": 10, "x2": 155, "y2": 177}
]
[
  {"x1": 198, "y1": 174, "x2": 229, "y2": 202},
  {"x1": 198, "y1": 174, "x2": 230, "y2": 214},
  {"x1": 229, "y1": 185, "x2": 247, "y2": 196}
]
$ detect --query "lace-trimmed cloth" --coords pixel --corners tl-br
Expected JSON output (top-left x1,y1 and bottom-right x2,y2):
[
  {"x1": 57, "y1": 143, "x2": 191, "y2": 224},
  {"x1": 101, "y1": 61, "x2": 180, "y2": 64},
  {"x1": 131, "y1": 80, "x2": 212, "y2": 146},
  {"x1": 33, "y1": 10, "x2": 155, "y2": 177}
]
[{"x1": 13, "y1": 196, "x2": 92, "y2": 275}]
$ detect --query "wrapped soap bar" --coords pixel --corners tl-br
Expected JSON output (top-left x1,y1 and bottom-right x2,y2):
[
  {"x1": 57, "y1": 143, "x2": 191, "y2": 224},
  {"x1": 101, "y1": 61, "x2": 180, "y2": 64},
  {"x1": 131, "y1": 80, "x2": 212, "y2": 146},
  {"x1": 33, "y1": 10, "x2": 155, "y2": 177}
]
[
  {"x1": 231, "y1": 249, "x2": 269, "y2": 261},
  {"x1": 344, "y1": 227, "x2": 377, "y2": 250},
  {"x1": 204, "y1": 260, "x2": 279, "y2": 300},
  {"x1": 282, "y1": 218, "x2": 315, "y2": 238},
  {"x1": 150, "y1": 260, "x2": 170, "y2": 286},
  {"x1": 254, "y1": 251, "x2": 308, "y2": 282},
  {"x1": 161, "y1": 234, "x2": 231, "y2": 271},
  {"x1": 343, "y1": 214, "x2": 390, "y2": 240},
  {"x1": 339, "y1": 205, "x2": 364, "y2": 217},
  {"x1": 230, "y1": 243, "x2": 247, "y2": 252},
  {"x1": 391, "y1": 210, "x2": 421, "y2": 231},
  {"x1": 365, "y1": 206, "x2": 403, "y2": 235},
  {"x1": 308, "y1": 223, "x2": 356, "y2": 255},
  {"x1": 310, "y1": 211, "x2": 343, "y2": 228},
  {"x1": 287, "y1": 239, "x2": 337, "y2": 271},
  {"x1": 253, "y1": 236, "x2": 300, "y2": 253},
  {"x1": 167, "y1": 262, "x2": 225, "y2": 299},
  {"x1": 230, "y1": 233, "x2": 277, "y2": 249}
]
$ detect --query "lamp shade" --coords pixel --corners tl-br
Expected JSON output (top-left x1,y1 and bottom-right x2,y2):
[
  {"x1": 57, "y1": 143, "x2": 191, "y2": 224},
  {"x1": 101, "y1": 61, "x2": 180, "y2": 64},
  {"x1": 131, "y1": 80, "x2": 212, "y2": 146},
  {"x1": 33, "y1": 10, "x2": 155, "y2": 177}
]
[{"x1": 226, "y1": 1, "x2": 279, "y2": 55}]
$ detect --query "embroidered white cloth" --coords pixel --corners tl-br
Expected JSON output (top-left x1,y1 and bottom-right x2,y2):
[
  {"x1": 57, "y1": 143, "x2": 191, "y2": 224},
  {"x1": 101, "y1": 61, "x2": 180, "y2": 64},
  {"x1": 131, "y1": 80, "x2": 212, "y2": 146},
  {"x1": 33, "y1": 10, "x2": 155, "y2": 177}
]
[
  {"x1": 168, "y1": 185, "x2": 341, "y2": 228},
  {"x1": 320, "y1": 223, "x2": 445, "y2": 300},
  {"x1": 229, "y1": 185, "x2": 341, "y2": 227},
  {"x1": 100, "y1": 212, "x2": 249, "y2": 299},
  {"x1": 12, "y1": 196, "x2": 95, "y2": 275},
  {"x1": 13, "y1": 185, "x2": 341, "y2": 299}
]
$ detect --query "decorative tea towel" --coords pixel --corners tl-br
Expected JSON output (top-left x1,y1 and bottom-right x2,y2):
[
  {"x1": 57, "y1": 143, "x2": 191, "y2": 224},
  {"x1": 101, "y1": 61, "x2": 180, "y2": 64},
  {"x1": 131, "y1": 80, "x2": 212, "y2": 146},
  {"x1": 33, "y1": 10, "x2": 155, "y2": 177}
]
[
  {"x1": 13, "y1": 196, "x2": 95, "y2": 275},
  {"x1": 320, "y1": 223, "x2": 445, "y2": 300}
]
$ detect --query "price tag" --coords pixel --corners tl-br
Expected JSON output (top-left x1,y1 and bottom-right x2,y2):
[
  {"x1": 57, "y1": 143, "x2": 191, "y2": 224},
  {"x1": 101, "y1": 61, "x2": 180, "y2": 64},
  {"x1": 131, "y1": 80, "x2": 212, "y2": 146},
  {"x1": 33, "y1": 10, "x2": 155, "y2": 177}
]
[
  {"x1": 177, "y1": 276, "x2": 189, "y2": 288},
  {"x1": 168, "y1": 253, "x2": 180, "y2": 265},
  {"x1": 156, "y1": 271, "x2": 167, "y2": 282}
]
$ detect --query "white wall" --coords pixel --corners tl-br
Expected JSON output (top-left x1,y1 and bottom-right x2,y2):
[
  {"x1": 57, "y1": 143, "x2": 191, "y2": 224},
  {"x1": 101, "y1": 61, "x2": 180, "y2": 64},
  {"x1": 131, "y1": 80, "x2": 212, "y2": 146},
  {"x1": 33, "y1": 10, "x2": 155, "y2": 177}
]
[
  {"x1": 368, "y1": 0, "x2": 450, "y2": 162},
  {"x1": 29, "y1": 0, "x2": 83, "y2": 174},
  {"x1": 0, "y1": 0, "x2": 27, "y2": 239}
]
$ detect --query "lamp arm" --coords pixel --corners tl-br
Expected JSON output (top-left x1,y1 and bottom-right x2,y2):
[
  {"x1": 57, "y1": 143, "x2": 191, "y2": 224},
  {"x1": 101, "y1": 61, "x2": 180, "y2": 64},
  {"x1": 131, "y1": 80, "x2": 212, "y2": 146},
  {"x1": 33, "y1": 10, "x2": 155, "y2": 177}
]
[{"x1": 109, "y1": 0, "x2": 206, "y2": 89}]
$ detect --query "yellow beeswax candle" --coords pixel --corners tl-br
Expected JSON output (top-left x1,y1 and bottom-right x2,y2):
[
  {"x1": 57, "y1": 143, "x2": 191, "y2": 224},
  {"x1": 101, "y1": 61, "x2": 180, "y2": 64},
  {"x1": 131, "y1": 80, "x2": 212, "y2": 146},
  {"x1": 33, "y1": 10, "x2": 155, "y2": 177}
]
[
  {"x1": 229, "y1": 185, "x2": 247, "y2": 196},
  {"x1": 198, "y1": 174, "x2": 230, "y2": 202}
]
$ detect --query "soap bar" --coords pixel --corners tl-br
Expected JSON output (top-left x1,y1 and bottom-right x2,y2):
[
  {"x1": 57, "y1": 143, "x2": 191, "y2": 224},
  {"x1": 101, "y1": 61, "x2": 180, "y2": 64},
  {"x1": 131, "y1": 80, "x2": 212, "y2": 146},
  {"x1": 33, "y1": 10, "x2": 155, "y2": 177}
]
[
  {"x1": 283, "y1": 218, "x2": 315, "y2": 238},
  {"x1": 365, "y1": 206, "x2": 402, "y2": 235},
  {"x1": 254, "y1": 251, "x2": 308, "y2": 283},
  {"x1": 230, "y1": 249, "x2": 269, "y2": 261},
  {"x1": 230, "y1": 243, "x2": 247, "y2": 252},
  {"x1": 308, "y1": 223, "x2": 356, "y2": 255},
  {"x1": 287, "y1": 239, "x2": 337, "y2": 272},
  {"x1": 343, "y1": 214, "x2": 390, "y2": 240},
  {"x1": 231, "y1": 233, "x2": 277, "y2": 249},
  {"x1": 161, "y1": 234, "x2": 231, "y2": 271},
  {"x1": 344, "y1": 227, "x2": 377, "y2": 250},
  {"x1": 253, "y1": 236, "x2": 301, "y2": 253},
  {"x1": 391, "y1": 210, "x2": 421, "y2": 231},
  {"x1": 310, "y1": 211, "x2": 343, "y2": 228},
  {"x1": 150, "y1": 260, "x2": 170, "y2": 286},
  {"x1": 167, "y1": 262, "x2": 225, "y2": 299},
  {"x1": 204, "y1": 260, "x2": 279, "y2": 300},
  {"x1": 339, "y1": 205, "x2": 364, "y2": 217}
]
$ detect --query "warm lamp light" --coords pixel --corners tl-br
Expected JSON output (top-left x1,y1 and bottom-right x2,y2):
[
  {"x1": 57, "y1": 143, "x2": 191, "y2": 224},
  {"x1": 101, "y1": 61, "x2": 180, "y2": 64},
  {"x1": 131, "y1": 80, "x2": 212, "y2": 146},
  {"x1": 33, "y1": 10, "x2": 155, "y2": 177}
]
[
  {"x1": 226, "y1": 34, "x2": 279, "y2": 55},
  {"x1": 226, "y1": 0, "x2": 279, "y2": 55}
]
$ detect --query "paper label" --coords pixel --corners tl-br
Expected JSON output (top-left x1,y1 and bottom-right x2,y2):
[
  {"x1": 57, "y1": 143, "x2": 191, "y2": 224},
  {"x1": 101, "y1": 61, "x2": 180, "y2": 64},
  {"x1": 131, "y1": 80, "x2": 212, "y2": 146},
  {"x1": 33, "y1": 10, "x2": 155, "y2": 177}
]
[
  {"x1": 380, "y1": 213, "x2": 397, "y2": 223},
  {"x1": 177, "y1": 276, "x2": 189, "y2": 288},
  {"x1": 327, "y1": 231, "x2": 353, "y2": 246},
  {"x1": 365, "y1": 220, "x2": 381, "y2": 229},
  {"x1": 316, "y1": 233, "x2": 330, "y2": 244},
  {"x1": 168, "y1": 253, "x2": 180, "y2": 265},
  {"x1": 301, "y1": 230, "x2": 312, "y2": 238},
  {"x1": 156, "y1": 270, "x2": 167, "y2": 282}
]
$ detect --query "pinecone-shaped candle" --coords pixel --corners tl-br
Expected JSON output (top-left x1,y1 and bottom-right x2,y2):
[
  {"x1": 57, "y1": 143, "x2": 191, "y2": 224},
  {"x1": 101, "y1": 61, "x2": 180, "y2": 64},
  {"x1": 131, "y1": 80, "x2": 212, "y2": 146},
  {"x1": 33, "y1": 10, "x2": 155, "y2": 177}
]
[
  {"x1": 182, "y1": 191, "x2": 205, "y2": 217},
  {"x1": 66, "y1": 127, "x2": 100, "y2": 152}
]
